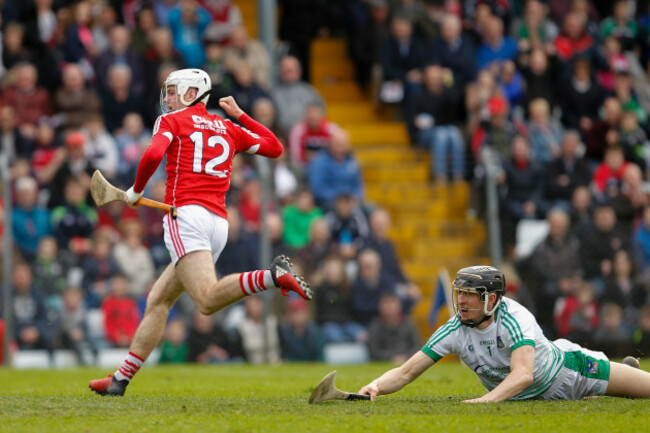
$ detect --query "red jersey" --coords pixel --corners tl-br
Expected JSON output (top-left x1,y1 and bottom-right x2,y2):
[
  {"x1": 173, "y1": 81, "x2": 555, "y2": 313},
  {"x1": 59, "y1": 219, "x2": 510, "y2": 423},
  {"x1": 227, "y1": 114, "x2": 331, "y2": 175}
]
[{"x1": 134, "y1": 104, "x2": 283, "y2": 219}]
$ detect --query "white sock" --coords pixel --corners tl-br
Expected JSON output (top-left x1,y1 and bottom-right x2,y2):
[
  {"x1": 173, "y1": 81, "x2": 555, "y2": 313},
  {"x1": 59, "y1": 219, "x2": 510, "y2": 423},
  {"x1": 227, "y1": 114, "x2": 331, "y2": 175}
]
[{"x1": 239, "y1": 270, "x2": 275, "y2": 296}]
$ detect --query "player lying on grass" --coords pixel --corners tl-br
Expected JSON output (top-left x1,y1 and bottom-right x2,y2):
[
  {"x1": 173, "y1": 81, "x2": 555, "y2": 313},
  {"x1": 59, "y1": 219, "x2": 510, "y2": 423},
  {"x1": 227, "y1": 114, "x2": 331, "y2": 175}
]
[
  {"x1": 359, "y1": 265, "x2": 650, "y2": 402},
  {"x1": 89, "y1": 68, "x2": 312, "y2": 396}
]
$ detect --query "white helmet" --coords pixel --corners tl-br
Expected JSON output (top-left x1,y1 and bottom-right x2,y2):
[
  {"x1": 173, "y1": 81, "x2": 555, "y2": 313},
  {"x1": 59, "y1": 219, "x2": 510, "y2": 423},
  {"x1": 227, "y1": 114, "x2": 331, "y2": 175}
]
[{"x1": 160, "y1": 68, "x2": 211, "y2": 113}]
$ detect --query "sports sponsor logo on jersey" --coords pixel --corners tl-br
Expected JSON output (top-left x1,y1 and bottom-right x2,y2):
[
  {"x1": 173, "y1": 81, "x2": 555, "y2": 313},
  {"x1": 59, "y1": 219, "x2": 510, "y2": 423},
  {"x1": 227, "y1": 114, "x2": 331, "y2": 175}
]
[
  {"x1": 480, "y1": 339, "x2": 496, "y2": 346},
  {"x1": 192, "y1": 115, "x2": 227, "y2": 134},
  {"x1": 468, "y1": 344, "x2": 474, "y2": 352},
  {"x1": 497, "y1": 336, "x2": 505, "y2": 349}
]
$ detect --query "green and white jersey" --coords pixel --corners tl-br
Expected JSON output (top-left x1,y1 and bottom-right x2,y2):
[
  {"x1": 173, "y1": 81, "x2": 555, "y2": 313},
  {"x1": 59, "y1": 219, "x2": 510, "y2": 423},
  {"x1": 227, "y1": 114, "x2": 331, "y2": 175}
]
[{"x1": 421, "y1": 297, "x2": 564, "y2": 400}]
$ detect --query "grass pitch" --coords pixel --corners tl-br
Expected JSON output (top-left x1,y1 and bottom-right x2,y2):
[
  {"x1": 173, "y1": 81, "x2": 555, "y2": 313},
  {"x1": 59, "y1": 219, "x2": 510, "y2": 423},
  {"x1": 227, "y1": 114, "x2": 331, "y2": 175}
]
[{"x1": 1, "y1": 361, "x2": 649, "y2": 432}]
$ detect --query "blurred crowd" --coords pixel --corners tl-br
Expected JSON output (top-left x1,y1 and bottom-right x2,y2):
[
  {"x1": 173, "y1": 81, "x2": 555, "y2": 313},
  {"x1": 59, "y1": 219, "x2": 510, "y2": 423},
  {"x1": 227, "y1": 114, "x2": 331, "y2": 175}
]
[
  {"x1": 0, "y1": 0, "x2": 425, "y2": 366},
  {"x1": 3, "y1": 0, "x2": 650, "y2": 366}
]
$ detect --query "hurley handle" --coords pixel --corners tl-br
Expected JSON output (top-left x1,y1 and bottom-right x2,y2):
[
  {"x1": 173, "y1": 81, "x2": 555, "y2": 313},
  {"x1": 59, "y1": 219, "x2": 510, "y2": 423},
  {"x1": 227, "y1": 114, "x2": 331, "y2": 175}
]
[
  {"x1": 346, "y1": 393, "x2": 371, "y2": 401},
  {"x1": 136, "y1": 197, "x2": 178, "y2": 219}
]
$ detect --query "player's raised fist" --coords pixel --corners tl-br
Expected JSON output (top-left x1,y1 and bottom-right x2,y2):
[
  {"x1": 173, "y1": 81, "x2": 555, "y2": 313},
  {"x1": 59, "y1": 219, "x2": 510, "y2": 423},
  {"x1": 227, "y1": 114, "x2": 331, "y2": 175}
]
[{"x1": 219, "y1": 96, "x2": 244, "y2": 120}]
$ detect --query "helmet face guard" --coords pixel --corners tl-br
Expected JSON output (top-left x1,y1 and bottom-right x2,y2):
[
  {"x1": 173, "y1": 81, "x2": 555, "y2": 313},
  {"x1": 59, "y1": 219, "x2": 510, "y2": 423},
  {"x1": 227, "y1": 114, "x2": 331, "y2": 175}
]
[{"x1": 452, "y1": 267, "x2": 505, "y2": 327}]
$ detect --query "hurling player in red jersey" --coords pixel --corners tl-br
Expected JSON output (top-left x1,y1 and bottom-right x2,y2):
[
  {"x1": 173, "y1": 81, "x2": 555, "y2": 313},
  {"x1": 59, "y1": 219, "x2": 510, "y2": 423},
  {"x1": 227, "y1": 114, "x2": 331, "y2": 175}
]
[{"x1": 90, "y1": 69, "x2": 312, "y2": 396}]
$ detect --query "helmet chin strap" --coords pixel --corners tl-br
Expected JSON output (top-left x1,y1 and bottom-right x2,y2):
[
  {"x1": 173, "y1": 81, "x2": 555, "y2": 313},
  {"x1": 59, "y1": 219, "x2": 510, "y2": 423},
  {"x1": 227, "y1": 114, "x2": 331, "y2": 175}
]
[{"x1": 189, "y1": 90, "x2": 211, "y2": 107}]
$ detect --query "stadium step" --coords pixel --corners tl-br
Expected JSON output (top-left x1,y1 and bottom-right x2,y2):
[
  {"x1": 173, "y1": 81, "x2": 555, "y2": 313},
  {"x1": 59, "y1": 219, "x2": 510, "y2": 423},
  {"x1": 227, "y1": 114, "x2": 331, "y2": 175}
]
[
  {"x1": 345, "y1": 122, "x2": 410, "y2": 145},
  {"x1": 328, "y1": 102, "x2": 388, "y2": 123},
  {"x1": 310, "y1": 37, "x2": 486, "y2": 339},
  {"x1": 317, "y1": 80, "x2": 368, "y2": 102}
]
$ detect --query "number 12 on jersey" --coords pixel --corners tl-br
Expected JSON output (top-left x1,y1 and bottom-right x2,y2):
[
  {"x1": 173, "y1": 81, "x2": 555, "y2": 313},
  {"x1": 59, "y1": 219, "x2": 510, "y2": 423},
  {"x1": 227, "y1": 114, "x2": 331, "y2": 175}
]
[{"x1": 190, "y1": 131, "x2": 231, "y2": 177}]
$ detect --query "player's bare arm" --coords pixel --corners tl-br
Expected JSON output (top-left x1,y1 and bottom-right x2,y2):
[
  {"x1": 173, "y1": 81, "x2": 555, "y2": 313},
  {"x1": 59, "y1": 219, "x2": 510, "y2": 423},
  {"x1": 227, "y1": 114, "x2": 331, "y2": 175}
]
[
  {"x1": 358, "y1": 351, "x2": 435, "y2": 401},
  {"x1": 462, "y1": 345, "x2": 535, "y2": 403}
]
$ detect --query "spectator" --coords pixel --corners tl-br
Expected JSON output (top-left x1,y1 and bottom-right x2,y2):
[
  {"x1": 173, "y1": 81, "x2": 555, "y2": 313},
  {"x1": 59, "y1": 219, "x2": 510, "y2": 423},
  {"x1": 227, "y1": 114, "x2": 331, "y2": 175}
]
[
  {"x1": 544, "y1": 130, "x2": 592, "y2": 209},
  {"x1": 154, "y1": 0, "x2": 180, "y2": 27},
  {"x1": 80, "y1": 236, "x2": 120, "y2": 308},
  {"x1": 101, "y1": 64, "x2": 144, "y2": 133},
  {"x1": 2, "y1": 23, "x2": 34, "y2": 71},
  {"x1": 313, "y1": 255, "x2": 367, "y2": 343},
  {"x1": 1, "y1": 63, "x2": 53, "y2": 133},
  {"x1": 287, "y1": 103, "x2": 341, "y2": 169},
  {"x1": 600, "y1": 0, "x2": 639, "y2": 52},
  {"x1": 94, "y1": 25, "x2": 145, "y2": 97},
  {"x1": 618, "y1": 110, "x2": 649, "y2": 173},
  {"x1": 271, "y1": 55, "x2": 324, "y2": 135},
  {"x1": 63, "y1": 1, "x2": 98, "y2": 64},
  {"x1": 54, "y1": 63, "x2": 102, "y2": 132},
  {"x1": 519, "y1": 49, "x2": 558, "y2": 115},
  {"x1": 324, "y1": 194, "x2": 369, "y2": 261},
  {"x1": 216, "y1": 208, "x2": 259, "y2": 276},
  {"x1": 0, "y1": 106, "x2": 32, "y2": 163},
  {"x1": 530, "y1": 208, "x2": 583, "y2": 332},
  {"x1": 470, "y1": 94, "x2": 519, "y2": 169},
  {"x1": 592, "y1": 302, "x2": 633, "y2": 358},
  {"x1": 91, "y1": 5, "x2": 118, "y2": 54},
  {"x1": 43, "y1": 131, "x2": 96, "y2": 209},
  {"x1": 526, "y1": 98, "x2": 563, "y2": 164},
  {"x1": 168, "y1": 0, "x2": 211, "y2": 69},
  {"x1": 511, "y1": 0, "x2": 559, "y2": 53},
  {"x1": 583, "y1": 100, "x2": 621, "y2": 167},
  {"x1": 114, "y1": 113, "x2": 151, "y2": 188},
  {"x1": 560, "y1": 58, "x2": 605, "y2": 134},
  {"x1": 633, "y1": 205, "x2": 650, "y2": 274},
  {"x1": 575, "y1": 204, "x2": 629, "y2": 295},
  {"x1": 476, "y1": 15, "x2": 518, "y2": 71},
  {"x1": 553, "y1": 11, "x2": 596, "y2": 68},
  {"x1": 31, "y1": 236, "x2": 68, "y2": 310},
  {"x1": 429, "y1": 13, "x2": 477, "y2": 89},
  {"x1": 413, "y1": 64, "x2": 464, "y2": 183},
  {"x1": 58, "y1": 287, "x2": 91, "y2": 365},
  {"x1": 30, "y1": 122, "x2": 60, "y2": 182},
  {"x1": 12, "y1": 263, "x2": 53, "y2": 355},
  {"x1": 361, "y1": 208, "x2": 420, "y2": 303},
  {"x1": 12, "y1": 176, "x2": 52, "y2": 261},
  {"x1": 202, "y1": 35, "x2": 230, "y2": 102},
  {"x1": 295, "y1": 218, "x2": 334, "y2": 282},
  {"x1": 591, "y1": 144, "x2": 629, "y2": 204},
  {"x1": 282, "y1": 189, "x2": 323, "y2": 249},
  {"x1": 112, "y1": 218, "x2": 155, "y2": 298},
  {"x1": 266, "y1": 212, "x2": 295, "y2": 259},
  {"x1": 601, "y1": 249, "x2": 646, "y2": 326},
  {"x1": 350, "y1": 0, "x2": 391, "y2": 90},
  {"x1": 223, "y1": 25, "x2": 271, "y2": 90},
  {"x1": 499, "y1": 59, "x2": 525, "y2": 111},
  {"x1": 237, "y1": 296, "x2": 281, "y2": 364},
  {"x1": 51, "y1": 176, "x2": 97, "y2": 256},
  {"x1": 379, "y1": 15, "x2": 426, "y2": 139},
  {"x1": 351, "y1": 248, "x2": 397, "y2": 326},
  {"x1": 159, "y1": 320, "x2": 189, "y2": 364},
  {"x1": 81, "y1": 114, "x2": 119, "y2": 180},
  {"x1": 498, "y1": 135, "x2": 547, "y2": 236},
  {"x1": 279, "y1": 298, "x2": 324, "y2": 361},
  {"x1": 228, "y1": 62, "x2": 270, "y2": 116},
  {"x1": 613, "y1": 67, "x2": 647, "y2": 126},
  {"x1": 367, "y1": 293, "x2": 421, "y2": 363},
  {"x1": 102, "y1": 274, "x2": 140, "y2": 348},
  {"x1": 130, "y1": 7, "x2": 158, "y2": 55},
  {"x1": 199, "y1": 0, "x2": 243, "y2": 44},
  {"x1": 188, "y1": 310, "x2": 241, "y2": 363},
  {"x1": 553, "y1": 280, "x2": 598, "y2": 346},
  {"x1": 308, "y1": 131, "x2": 364, "y2": 208}
]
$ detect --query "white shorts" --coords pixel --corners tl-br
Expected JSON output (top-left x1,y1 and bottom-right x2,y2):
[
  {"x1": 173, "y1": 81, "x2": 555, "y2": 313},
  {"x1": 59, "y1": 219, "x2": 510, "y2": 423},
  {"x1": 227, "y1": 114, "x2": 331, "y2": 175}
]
[
  {"x1": 163, "y1": 205, "x2": 229, "y2": 265},
  {"x1": 540, "y1": 339, "x2": 610, "y2": 400}
]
